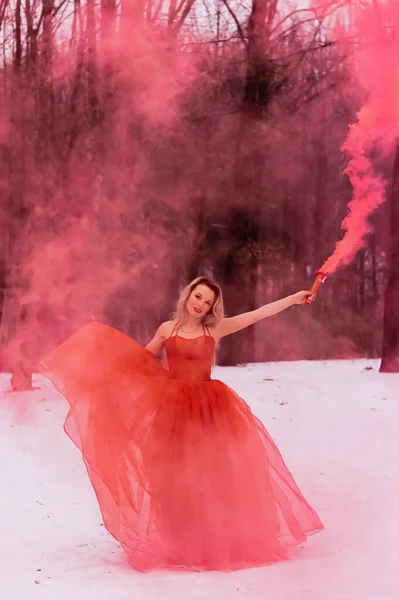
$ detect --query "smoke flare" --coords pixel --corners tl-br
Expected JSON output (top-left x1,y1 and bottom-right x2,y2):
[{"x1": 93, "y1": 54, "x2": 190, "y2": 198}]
[{"x1": 320, "y1": 3, "x2": 399, "y2": 274}]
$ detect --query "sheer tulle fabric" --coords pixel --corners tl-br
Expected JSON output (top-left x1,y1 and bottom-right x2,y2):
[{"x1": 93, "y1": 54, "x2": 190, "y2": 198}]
[{"x1": 39, "y1": 322, "x2": 323, "y2": 571}]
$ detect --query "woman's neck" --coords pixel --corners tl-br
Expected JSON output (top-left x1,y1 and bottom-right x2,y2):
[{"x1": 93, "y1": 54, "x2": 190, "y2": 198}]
[{"x1": 179, "y1": 316, "x2": 202, "y2": 330}]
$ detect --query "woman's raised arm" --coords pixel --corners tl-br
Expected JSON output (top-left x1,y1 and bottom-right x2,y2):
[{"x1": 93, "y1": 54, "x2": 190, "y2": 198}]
[{"x1": 216, "y1": 290, "x2": 311, "y2": 339}]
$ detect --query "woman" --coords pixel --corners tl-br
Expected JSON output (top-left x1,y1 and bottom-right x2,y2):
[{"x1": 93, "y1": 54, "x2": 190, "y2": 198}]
[{"x1": 39, "y1": 276, "x2": 323, "y2": 572}]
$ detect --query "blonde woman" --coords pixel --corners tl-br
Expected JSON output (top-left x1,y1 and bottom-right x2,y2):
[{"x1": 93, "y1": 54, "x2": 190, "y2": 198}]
[{"x1": 40, "y1": 275, "x2": 323, "y2": 572}]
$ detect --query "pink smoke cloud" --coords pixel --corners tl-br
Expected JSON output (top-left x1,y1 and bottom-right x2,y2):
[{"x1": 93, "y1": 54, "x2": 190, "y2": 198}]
[{"x1": 320, "y1": 2, "x2": 399, "y2": 273}]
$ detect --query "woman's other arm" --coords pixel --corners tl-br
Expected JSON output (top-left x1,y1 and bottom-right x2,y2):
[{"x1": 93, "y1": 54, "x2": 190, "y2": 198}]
[{"x1": 145, "y1": 322, "x2": 170, "y2": 356}]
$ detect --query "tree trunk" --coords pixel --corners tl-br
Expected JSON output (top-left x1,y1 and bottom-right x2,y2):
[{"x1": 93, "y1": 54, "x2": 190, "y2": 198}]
[
  {"x1": 370, "y1": 234, "x2": 378, "y2": 302},
  {"x1": 14, "y1": 0, "x2": 22, "y2": 69},
  {"x1": 26, "y1": 0, "x2": 39, "y2": 68},
  {"x1": 86, "y1": 0, "x2": 99, "y2": 125},
  {"x1": 224, "y1": 0, "x2": 272, "y2": 365},
  {"x1": 380, "y1": 140, "x2": 399, "y2": 372},
  {"x1": 101, "y1": 0, "x2": 117, "y2": 47}
]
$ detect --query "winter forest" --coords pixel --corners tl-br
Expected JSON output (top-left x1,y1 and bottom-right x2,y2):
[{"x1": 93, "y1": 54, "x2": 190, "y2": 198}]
[{"x1": 1, "y1": 0, "x2": 399, "y2": 387}]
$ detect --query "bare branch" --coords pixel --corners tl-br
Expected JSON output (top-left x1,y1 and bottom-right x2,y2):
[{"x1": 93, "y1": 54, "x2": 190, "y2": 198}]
[
  {"x1": 53, "y1": 0, "x2": 70, "y2": 18},
  {"x1": 151, "y1": 0, "x2": 164, "y2": 23},
  {"x1": 221, "y1": 0, "x2": 247, "y2": 46},
  {"x1": 270, "y1": 1, "x2": 349, "y2": 39},
  {"x1": 0, "y1": 0, "x2": 10, "y2": 31},
  {"x1": 173, "y1": 0, "x2": 196, "y2": 33}
]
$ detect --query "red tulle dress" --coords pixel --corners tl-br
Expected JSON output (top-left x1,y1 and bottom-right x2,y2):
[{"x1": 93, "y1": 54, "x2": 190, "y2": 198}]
[{"x1": 39, "y1": 321, "x2": 323, "y2": 571}]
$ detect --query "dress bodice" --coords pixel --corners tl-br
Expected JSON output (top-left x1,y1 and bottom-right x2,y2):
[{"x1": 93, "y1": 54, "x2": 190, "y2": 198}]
[{"x1": 164, "y1": 335, "x2": 215, "y2": 383}]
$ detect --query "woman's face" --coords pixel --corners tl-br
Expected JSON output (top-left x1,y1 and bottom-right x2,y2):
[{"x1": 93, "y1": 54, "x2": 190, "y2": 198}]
[{"x1": 186, "y1": 284, "x2": 216, "y2": 319}]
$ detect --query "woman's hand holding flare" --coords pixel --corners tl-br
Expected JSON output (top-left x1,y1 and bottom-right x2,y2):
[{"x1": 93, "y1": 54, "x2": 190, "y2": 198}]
[{"x1": 292, "y1": 290, "x2": 313, "y2": 305}]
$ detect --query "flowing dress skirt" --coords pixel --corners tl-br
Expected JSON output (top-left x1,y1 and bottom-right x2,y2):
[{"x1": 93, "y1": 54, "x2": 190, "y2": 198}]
[{"x1": 39, "y1": 322, "x2": 323, "y2": 571}]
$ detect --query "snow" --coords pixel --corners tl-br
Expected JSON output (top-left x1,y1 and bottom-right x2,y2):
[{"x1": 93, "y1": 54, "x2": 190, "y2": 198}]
[{"x1": 1, "y1": 359, "x2": 398, "y2": 600}]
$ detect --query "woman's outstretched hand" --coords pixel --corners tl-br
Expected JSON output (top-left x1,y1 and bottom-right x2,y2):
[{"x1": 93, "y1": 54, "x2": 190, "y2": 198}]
[{"x1": 292, "y1": 290, "x2": 313, "y2": 305}]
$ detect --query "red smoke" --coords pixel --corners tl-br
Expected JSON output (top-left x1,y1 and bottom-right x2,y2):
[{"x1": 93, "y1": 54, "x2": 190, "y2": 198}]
[
  {"x1": 320, "y1": 2, "x2": 399, "y2": 274},
  {"x1": 0, "y1": 13, "x2": 198, "y2": 379}
]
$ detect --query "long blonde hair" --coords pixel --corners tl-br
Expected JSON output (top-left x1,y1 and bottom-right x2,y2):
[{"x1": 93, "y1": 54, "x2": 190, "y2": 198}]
[{"x1": 173, "y1": 276, "x2": 224, "y2": 327}]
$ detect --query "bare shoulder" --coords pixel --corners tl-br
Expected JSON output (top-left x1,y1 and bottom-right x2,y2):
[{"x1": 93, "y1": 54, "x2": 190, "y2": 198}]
[{"x1": 156, "y1": 320, "x2": 176, "y2": 339}]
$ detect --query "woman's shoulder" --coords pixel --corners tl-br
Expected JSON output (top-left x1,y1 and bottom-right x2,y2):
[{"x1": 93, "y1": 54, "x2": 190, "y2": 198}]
[
  {"x1": 205, "y1": 321, "x2": 221, "y2": 342},
  {"x1": 156, "y1": 320, "x2": 178, "y2": 339}
]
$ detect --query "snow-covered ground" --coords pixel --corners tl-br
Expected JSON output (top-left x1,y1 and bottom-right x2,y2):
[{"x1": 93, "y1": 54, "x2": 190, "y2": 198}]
[{"x1": 1, "y1": 359, "x2": 398, "y2": 600}]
